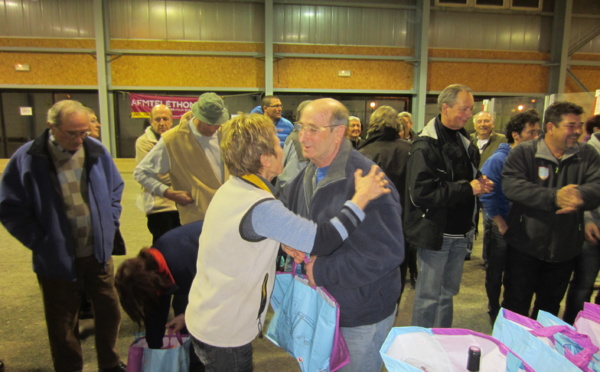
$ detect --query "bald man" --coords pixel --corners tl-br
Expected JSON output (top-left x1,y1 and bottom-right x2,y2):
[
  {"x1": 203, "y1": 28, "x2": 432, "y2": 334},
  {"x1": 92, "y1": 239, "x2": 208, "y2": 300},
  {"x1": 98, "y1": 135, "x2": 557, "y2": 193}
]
[
  {"x1": 281, "y1": 98, "x2": 404, "y2": 372},
  {"x1": 134, "y1": 104, "x2": 180, "y2": 243}
]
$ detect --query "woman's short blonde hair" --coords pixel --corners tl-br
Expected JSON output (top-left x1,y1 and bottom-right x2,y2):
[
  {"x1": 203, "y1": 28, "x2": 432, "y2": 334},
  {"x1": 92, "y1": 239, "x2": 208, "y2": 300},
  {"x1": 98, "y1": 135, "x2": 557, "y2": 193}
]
[
  {"x1": 367, "y1": 105, "x2": 399, "y2": 134},
  {"x1": 220, "y1": 113, "x2": 277, "y2": 177}
]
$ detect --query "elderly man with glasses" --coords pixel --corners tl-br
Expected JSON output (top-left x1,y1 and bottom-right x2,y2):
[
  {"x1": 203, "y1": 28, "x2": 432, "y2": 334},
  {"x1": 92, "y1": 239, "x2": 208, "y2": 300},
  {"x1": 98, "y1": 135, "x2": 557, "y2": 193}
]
[
  {"x1": 0, "y1": 100, "x2": 126, "y2": 372},
  {"x1": 281, "y1": 98, "x2": 405, "y2": 372}
]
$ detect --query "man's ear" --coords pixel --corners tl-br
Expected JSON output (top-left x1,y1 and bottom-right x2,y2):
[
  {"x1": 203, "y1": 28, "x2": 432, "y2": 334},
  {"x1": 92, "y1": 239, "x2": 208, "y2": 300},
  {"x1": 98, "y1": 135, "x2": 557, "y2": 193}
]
[{"x1": 334, "y1": 125, "x2": 347, "y2": 143}]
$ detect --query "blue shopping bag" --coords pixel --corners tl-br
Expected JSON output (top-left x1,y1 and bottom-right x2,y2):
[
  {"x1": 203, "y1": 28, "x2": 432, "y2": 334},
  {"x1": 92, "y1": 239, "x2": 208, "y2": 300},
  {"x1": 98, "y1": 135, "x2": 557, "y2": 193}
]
[
  {"x1": 266, "y1": 266, "x2": 350, "y2": 372},
  {"x1": 493, "y1": 308, "x2": 595, "y2": 372}
]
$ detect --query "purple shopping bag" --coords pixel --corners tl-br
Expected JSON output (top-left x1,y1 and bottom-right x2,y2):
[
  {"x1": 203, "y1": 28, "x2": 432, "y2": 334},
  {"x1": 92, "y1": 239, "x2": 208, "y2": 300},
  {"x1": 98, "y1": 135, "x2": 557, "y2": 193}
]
[
  {"x1": 126, "y1": 330, "x2": 190, "y2": 372},
  {"x1": 575, "y1": 303, "x2": 600, "y2": 348}
]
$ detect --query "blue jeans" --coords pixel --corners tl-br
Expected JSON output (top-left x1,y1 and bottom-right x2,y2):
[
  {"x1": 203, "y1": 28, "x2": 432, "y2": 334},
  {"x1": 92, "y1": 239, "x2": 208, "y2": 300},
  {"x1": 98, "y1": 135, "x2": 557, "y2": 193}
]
[
  {"x1": 191, "y1": 336, "x2": 252, "y2": 372},
  {"x1": 412, "y1": 233, "x2": 472, "y2": 328},
  {"x1": 563, "y1": 240, "x2": 600, "y2": 324},
  {"x1": 339, "y1": 310, "x2": 396, "y2": 372},
  {"x1": 484, "y1": 220, "x2": 508, "y2": 324}
]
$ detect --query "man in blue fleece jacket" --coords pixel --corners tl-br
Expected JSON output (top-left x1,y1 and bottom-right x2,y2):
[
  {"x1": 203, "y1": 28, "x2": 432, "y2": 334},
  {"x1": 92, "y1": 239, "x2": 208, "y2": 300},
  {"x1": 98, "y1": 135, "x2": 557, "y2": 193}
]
[{"x1": 281, "y1": 98, "x2": 404, "y2": 372}]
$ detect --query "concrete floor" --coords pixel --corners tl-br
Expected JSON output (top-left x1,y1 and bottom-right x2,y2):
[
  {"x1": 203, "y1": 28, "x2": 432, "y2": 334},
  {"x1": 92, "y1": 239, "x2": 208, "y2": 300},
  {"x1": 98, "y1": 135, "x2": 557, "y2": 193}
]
[{"x1": 0, "y1": 162, "x2": 495, "y2": 372}]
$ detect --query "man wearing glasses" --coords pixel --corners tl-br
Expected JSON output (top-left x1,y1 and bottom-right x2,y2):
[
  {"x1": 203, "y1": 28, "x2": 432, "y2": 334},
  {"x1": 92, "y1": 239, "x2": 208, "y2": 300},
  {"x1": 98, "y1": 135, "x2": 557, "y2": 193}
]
[
  {"x1": 251, "y1": 95, "x2": 294, "y2": 147},
  {"x1": 281, "y1": 98, "x2": 404, "y2": 372},
  {"x1": 0, "y1": 100, "x2": 126, "y2": 371}
]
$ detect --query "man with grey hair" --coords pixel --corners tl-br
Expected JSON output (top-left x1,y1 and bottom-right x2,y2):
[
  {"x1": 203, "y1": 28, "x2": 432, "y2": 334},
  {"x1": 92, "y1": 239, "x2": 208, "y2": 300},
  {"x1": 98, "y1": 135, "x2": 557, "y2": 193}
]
[
  {"x1": 134, "y1": 92, "x2": 230, "y2": 225},
  {"x1": 282, "y1": 98, "x2": 404, "y2": 372},
  {"x1": 0, "y1": 100, "x2": 126, "y2": 371},
  {"x1": 471, "y1": 111, "x2": 507, "y2": 169},
  {"x1": 405, "y1": 84, "x2": 493, "y2": 328},
  {"x1": 346, "y1": 115, "x2": 362, "y2": 148}
]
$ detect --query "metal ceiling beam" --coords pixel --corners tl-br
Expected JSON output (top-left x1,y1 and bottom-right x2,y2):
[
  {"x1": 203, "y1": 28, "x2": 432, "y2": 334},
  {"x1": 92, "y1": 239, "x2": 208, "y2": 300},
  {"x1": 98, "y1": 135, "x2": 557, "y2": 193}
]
[
  {"x1": 93, "y1": 0, "x2": 115, "y2": 156},
  {"x1": 265, "y1": 0, "x2": 274, "y2": 95},
  {"x1": 547, "y1": 0, "x2": 572, "y2": 94},
  {"x1": 413, "y1": 0, "x2": 430, "y2": 131}
]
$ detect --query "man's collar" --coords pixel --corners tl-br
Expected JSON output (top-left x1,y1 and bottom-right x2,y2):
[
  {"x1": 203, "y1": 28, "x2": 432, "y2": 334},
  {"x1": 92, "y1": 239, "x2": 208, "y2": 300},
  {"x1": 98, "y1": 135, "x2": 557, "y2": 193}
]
[
  {"x1": 48, "y1": 132, "x2": 71, "y2": 154},
  {"x1": 537, "y1": 135, "x2": 579, "y2": 162}
]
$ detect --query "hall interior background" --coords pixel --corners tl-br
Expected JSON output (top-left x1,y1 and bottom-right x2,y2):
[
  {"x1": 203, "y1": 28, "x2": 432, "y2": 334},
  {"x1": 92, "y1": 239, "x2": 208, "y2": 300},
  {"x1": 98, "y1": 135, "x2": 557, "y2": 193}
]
[
  {"x1": 1, "y1": 1, "x2": 600, "y2": 370},
  {"x1": 0, "y1": 0, "x2": 599, "y2": 159}
]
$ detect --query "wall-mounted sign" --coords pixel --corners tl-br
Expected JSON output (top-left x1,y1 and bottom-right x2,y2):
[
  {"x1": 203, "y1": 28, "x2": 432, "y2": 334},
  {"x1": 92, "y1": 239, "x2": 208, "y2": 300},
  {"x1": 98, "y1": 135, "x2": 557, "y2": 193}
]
[{"x1": 19, "y1": 107, "x2": 33, "y2": 116}]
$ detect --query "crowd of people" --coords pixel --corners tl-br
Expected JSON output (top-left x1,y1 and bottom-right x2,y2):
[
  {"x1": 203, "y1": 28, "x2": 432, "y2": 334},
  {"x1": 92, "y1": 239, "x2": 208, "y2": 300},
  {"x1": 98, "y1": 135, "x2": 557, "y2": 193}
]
[{"x1": 1, "y1": 85, "x2": 600, "y2": 372}]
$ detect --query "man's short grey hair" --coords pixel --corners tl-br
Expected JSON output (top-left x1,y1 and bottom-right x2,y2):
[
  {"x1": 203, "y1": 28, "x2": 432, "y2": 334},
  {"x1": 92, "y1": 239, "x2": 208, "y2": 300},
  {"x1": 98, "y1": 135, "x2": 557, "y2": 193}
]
[
  {"x1": 349, "y1": 116, "x2": 361, "y2": 123},
  {"x1": 330, "y1": 101, "x2": 350, "y2": 127},
  {"x1": 296, "y1": 100, "x2": 312, "y2": 121},
  {"x1": 437, "y1": 84, "x2": 472, "y2": 112},
  {"x1": 47, "y1": 100, "x2": 86, "y2": 127}
]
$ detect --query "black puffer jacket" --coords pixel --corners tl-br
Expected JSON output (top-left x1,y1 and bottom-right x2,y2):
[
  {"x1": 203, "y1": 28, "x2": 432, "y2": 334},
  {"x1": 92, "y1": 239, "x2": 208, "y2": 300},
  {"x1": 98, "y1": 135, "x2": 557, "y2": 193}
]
[{"x1": 404, "y1": 116, "x2": 480, "y2": 250}]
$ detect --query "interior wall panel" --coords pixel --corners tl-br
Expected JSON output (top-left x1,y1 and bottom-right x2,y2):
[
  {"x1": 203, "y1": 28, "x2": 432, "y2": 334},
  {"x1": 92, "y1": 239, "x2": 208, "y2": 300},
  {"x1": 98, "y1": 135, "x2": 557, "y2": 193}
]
[
  {"x1": 274, "y1": 58, "x2": 414, "y2": 90},
  {"x1": 0, "y1": 52, "x2": 97, "y2": 86},
  {"x1": 428, "y1": 61, "x2": 549, "y2": 93},
  {"x1": 566, "y1": 65, "x2": 600, "y2": 94},
  {"x1": 110, "y1": 55, "x2": 264, "y2": 88}
]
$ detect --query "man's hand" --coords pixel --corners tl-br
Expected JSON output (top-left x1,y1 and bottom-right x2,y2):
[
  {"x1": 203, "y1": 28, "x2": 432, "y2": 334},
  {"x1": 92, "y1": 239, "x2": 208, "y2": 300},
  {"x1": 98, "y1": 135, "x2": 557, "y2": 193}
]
[
  {"x1": 491, "y1": 215, "x2": 508, "y2": 236},
  {"x1": 163, "y1": 188, "x2": 194, "y2": 206},
  {"x1": 351, "y1": 165, "x2": 391, "y2": 210},
  {"x1": 470, "y1": 175, "x2": 494, "y2": 196},
  {"x1": 305, "y1": 256, "x2": 317, "y2": 287},
  {"x1": 281, "y1": 244, "x2": 307, "y2": 264},
  {"x1": 585, "y1": 222, "x2": 600, "y2": 244},
  {"x1": 166, "y1": 313, "x2": 186, "y2": 333},
  {"x1": 556, "y1": 184, "x2": 583, "y2": 214}
]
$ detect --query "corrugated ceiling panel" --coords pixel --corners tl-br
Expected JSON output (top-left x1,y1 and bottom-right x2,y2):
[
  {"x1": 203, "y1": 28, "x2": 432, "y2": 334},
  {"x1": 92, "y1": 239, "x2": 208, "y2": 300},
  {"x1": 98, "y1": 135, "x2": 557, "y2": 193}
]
[
  {"x1": 430, "y1": 10, "x2": 548, "y2": 52},
  {"x1": 274, "y1": 4, "x2": 413, "y2": 47},
  {"x1": 108, "y1": 0, "x2": 263, "y2": 42},
  {"x1": 0, "y1": 0, "x2": 94, "y2": 37},
  {"x1": 570, "y1": 18, "x2": 600, "y2": 54}
]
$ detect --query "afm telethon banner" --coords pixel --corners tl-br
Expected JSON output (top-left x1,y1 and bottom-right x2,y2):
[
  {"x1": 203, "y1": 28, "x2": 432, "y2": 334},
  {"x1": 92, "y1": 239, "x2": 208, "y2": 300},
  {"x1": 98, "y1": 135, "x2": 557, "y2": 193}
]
[{"x1": 129, "y1": 93, "x2": 198, "y2": 119}]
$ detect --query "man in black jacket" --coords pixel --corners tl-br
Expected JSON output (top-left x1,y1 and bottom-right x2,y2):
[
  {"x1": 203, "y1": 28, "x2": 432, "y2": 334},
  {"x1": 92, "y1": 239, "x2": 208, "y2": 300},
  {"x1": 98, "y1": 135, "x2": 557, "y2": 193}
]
[
  {"x1": 405, "y1": 84, "x2": 493, "y2": 328},
  {"x1": 501, "y1": 101, "x2": 600, "y2": 319}
]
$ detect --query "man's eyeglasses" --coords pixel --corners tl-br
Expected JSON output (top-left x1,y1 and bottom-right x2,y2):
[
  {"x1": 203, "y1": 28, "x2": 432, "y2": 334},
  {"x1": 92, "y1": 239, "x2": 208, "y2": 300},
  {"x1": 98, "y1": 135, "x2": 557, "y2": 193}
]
[
  {"x1": 268, "y1": 104, "x2": 283, "y2": 109},
  {"x1": 294, "y1": 122, "x2": 341, "y2": 135},
  {"x1": 53, "y1": 126, "x2": 90, "y2": 138}
]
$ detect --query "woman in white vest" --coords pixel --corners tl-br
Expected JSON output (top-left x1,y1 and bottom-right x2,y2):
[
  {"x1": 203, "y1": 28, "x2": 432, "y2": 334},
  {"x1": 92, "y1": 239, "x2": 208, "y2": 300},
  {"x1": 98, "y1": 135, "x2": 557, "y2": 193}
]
[{"x1": 184, "y1": 113, "x2": 390, "y2": 371}]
